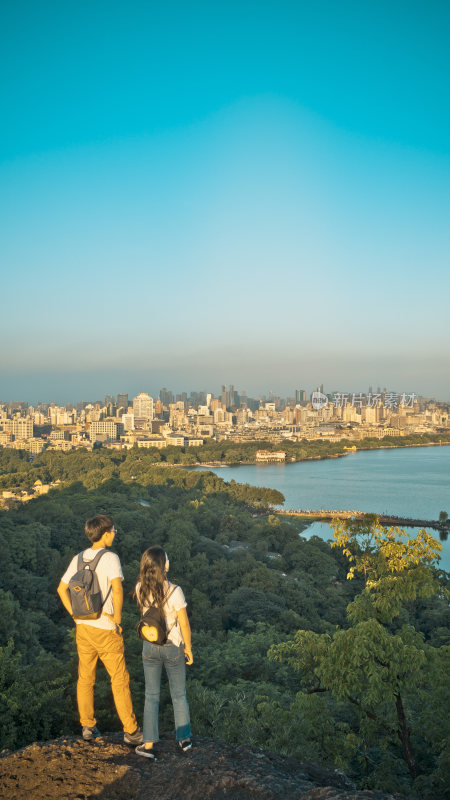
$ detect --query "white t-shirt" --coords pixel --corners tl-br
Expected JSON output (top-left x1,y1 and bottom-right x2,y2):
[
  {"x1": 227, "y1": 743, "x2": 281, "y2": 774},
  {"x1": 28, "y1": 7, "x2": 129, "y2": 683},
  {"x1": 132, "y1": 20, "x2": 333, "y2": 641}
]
[
  {"x1": 136, "y1": 581, "x2": 187, "y2": 646},
  {"x1": 61, "y1": 548, "x2": 123, "y2": 630}
]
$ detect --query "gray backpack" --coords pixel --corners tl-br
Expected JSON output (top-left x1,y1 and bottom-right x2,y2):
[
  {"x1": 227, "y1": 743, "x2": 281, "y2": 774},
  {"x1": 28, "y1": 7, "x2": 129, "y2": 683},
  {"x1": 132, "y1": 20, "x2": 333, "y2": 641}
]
[{"x1": 68, "y1": 549, "x2": 112, "y2": 619}]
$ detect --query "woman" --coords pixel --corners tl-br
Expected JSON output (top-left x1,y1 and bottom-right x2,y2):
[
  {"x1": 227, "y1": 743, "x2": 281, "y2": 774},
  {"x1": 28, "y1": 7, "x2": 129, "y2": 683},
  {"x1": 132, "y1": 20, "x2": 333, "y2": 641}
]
[{"x1": 135, "y1": 545, "x2": 193, "y2": 759}]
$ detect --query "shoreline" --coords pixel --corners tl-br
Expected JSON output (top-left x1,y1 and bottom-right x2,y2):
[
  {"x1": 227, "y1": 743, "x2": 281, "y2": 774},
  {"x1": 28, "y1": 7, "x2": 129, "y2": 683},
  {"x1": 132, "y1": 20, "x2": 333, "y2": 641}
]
[{"x1": 192, "y1": 440, "x2": 450, "y2": 469}]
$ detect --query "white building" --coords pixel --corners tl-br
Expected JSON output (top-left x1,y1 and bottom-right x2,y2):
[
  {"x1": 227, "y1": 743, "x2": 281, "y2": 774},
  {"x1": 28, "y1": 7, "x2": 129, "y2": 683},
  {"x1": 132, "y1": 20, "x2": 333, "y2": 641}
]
[
  {"x1": 256, "y1": 450, "x2": 286, "y2": 462},
  {"x1": 165, "y1": 433, "x2": 186, "y2": 447},
  {"x1": 137, "y1": 437, "x2": 167, "y2": 449},
  {"x1": 133, "y1": 393, "x2": 154, "y2": 421},
  {"x1": 122, "y1": 412, "x2": 135, "y2": 431},
  {"x1": 12, "y1": 418, "x2": 34, "y2": 439},
  {"x1": 89, "y1": 421, "x2": 123, "y2": 442}
]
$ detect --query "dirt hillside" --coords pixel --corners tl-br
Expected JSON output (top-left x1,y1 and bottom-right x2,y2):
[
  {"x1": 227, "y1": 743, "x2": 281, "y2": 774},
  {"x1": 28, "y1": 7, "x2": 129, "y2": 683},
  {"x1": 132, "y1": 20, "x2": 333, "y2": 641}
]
[{"x1": 0, "y1": 733, "x2": 410, "y2": 800}]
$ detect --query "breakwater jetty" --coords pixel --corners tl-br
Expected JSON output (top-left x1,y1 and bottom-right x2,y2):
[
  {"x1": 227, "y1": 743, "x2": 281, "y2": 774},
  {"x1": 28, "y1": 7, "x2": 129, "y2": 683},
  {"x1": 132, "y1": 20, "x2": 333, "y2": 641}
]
[{"x1": 278, "y1": 508, "x2": 449, "y2": 533}]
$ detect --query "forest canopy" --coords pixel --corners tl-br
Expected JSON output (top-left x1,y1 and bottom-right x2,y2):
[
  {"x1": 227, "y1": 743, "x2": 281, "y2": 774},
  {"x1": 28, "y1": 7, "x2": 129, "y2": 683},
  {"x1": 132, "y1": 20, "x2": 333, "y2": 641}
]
[{"x1": 0, "y1": 448, "x2": 448, "y2": 799}]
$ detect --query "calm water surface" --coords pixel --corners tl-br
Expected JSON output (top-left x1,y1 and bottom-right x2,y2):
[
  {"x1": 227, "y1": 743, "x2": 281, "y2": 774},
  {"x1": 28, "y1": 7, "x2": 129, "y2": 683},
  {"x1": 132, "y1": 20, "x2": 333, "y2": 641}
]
[{"x1": 195, "y1": 446, "x2": 450, "y2": 570}]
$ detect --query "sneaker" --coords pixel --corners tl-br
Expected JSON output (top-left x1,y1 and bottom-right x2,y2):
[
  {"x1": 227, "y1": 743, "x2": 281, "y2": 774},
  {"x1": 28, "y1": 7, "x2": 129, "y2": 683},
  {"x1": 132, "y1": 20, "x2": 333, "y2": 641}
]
[
  {"x1": 135, "y1": 744, "x2": 156, "y2": 760},
  {"x1": 124, "y1": 727, "x2": 143, "y2": 745},
  {"x1": 178, "y1": 738, "x2": 192, "y2": 752},
  {"x1": 82, "y1": 726, "x2": 101, "y2": 741}
]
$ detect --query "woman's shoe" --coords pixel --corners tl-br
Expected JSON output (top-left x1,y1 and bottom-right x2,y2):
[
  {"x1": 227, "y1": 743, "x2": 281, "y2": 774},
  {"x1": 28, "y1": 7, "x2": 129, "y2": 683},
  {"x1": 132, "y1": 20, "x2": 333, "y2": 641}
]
[
  {"x1": 135, "y1": 744, "x2": 156, "y2": 759},
  {"x1": 178, "y1": 738, "x2": 192, "y2": 752}
]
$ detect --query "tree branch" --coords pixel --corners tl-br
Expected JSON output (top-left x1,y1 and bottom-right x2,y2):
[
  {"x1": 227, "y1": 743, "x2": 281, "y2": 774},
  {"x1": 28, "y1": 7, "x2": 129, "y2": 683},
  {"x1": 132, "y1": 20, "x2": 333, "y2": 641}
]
[
  {"x1": 395, "y1": 693, "x2": 418, "y2": 779},
  {"x1": 348, "y1": 696, "x2": 394, "y2": 736}
]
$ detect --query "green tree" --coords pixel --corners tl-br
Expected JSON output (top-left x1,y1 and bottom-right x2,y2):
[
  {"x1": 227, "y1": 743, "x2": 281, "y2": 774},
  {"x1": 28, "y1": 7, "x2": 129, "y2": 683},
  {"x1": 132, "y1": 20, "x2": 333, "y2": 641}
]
[
  {"x1": 269, "y1": 517, "x2": 448, "y2": 795},
  {"x1": 0, "y1": 639, "x2": 73, "y2": 750}
]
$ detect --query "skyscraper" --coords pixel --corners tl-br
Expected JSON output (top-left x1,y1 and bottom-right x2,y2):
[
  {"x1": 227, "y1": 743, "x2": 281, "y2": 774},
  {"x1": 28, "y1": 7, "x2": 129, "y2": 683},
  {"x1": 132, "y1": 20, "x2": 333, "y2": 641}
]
[
  {"x1": 160, "y1": 388, "x2": 173, "y2": 405},
  {"x1": 117, "y1": 393, "x2": 129, "y2": 410},
  {"x1": 132, "y1": 393, "x2": 154, "y2": 421}
]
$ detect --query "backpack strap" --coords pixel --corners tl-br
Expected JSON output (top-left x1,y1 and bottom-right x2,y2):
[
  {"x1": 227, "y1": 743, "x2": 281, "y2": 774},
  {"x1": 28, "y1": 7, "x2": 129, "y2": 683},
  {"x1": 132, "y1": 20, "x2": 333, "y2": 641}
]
[
  {"x1": 83, "y1": 548, "x2": 108, "y2": 571},
  {"x1": 101, "y1": 583, "x2": 112, "y2": 609},
  {"x1": 162, "y1": 584, "x2": 178, "y2": 640},
  {"x1": 163, "y1": 584, "x2": 177, "y2": 605},
  {"x1": 77, "y1": 549, "x2": 112, "y2": 609}
]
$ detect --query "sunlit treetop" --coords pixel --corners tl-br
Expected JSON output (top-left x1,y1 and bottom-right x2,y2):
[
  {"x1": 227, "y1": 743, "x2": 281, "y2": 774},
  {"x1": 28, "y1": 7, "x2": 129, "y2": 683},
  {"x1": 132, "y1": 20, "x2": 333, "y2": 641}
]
[{"x1": 330, "y1": 516, "x2": 445, "y2": 624}]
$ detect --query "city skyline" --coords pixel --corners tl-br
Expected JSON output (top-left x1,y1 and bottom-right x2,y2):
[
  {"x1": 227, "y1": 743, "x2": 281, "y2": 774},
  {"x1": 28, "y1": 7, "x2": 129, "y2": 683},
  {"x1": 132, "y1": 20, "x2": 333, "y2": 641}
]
[
  {"x1": 1, "y1": 2, "x2": 449, "y2": 401},
  {"x1": 2, "y1": 381, "x2": 448, "y2": 459},
  {"x1": 0, "y1": 382, "x2": 446, "y2": 409},
  {"x1": 2, "y1": 357, "x2": 449, "y2": 405}
]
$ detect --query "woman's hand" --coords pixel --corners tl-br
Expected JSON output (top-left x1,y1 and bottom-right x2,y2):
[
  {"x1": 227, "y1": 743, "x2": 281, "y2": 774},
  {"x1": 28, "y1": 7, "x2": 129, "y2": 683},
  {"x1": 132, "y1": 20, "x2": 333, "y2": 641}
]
[{"x1": 177, "y1": 607, "x2": 193, "y2": 664}]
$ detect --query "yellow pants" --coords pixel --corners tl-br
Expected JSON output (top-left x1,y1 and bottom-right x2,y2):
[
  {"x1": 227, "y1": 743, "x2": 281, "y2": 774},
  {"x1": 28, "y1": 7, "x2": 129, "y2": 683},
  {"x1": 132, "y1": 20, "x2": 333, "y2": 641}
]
[{"x1": 76, "y1": 624, "x2": 138, "y2": 734}]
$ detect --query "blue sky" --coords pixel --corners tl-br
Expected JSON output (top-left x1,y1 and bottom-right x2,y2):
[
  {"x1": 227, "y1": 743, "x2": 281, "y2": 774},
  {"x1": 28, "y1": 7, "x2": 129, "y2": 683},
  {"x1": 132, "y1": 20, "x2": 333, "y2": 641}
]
[{"x1": 1, "y1": 1, "x2": 449, "y2": 403}]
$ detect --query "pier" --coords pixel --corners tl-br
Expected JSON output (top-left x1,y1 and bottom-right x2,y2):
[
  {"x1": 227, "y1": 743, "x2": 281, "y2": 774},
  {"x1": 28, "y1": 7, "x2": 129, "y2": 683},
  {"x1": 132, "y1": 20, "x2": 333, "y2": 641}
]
[{"x1": 277, "y1": 508, "x2": 449, "y2": 533}]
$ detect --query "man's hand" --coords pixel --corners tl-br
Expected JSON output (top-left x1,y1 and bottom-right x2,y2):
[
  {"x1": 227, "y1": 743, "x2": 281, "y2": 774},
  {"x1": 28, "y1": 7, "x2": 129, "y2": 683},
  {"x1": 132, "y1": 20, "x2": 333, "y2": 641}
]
[
  {"x1": 56, "y1": 581, "x2": 74, "y2": 617},
  {"x1": 111, "y1": 577, "x2": 123, "y2": 628}
]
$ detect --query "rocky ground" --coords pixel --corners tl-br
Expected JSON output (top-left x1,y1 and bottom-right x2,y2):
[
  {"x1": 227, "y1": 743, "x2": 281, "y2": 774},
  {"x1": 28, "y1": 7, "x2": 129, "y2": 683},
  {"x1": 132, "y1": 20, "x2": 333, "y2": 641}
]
[{"x1": 0, "y1": 734, "x2": 411, "y2": 800}]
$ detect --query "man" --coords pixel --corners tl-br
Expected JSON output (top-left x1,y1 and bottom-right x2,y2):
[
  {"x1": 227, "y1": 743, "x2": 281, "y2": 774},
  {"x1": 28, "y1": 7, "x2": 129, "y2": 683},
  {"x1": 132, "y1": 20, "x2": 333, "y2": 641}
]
[{"x1": 57, "y1": 514, "x2": 142, "y2": 743}]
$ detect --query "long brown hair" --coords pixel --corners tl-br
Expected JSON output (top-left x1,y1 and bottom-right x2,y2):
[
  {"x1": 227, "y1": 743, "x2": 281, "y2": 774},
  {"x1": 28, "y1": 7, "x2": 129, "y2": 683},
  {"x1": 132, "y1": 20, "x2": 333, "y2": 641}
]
[{"x1": 136, "y1": 546, "x2": 167, "y2": 611}]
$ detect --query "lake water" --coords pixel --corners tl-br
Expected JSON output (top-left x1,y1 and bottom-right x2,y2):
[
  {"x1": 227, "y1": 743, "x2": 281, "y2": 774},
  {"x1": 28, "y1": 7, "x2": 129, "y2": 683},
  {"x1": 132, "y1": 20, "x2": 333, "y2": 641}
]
[{"x1": 194, "y1": 445, "x2": 450, "y2": 571}]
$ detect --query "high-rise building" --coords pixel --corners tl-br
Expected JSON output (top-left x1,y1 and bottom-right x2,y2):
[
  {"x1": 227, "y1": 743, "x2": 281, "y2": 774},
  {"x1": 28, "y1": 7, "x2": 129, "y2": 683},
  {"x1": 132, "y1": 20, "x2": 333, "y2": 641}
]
[
  {"x1": 132, "y1": 393, "x2": 154, "y2": 421},
  {"x1": 160, "y1": 388, "x2": 174, "y2": 406},
  {"x1": 89, "y1": 421, "x2": 123, "y2": 442},
  {"x1": 9, "y1": 401, "x2": 28, "y2": 413},
  {"x1": 121, "y1": 413, "x2": 135, "y2": 431},
  {"x1": 189, "y1": 391, "x2": 206, "y2": 406},
  {"x1": 117, "y1": 393, "x2": 128, "y2": 410},
  {"x1": 295, "y1": 389, "x2": 306, "y2": 405},
  {"x1": 154, "y1": 398, "x2": 163, "y2": 416},
  {"x1": 226, "y1": 385, "x2": 239, "y2": 408},
  {"x1": 246, "y1": 396, "x2": 260, "y2": 412},
  {"x1": 12, "y1": 418, "x2": 33, "y2": 439}
]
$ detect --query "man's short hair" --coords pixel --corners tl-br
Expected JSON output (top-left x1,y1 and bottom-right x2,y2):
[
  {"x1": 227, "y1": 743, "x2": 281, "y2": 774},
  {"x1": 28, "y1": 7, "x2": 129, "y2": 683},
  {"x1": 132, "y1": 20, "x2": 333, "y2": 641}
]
[{"x1": 85, "y1": 515, "x2": 114, "y2": 543}]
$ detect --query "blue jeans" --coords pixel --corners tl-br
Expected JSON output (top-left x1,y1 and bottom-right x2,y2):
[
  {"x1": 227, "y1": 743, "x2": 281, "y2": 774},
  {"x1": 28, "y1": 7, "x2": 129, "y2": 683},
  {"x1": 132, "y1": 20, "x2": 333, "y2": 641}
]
[{"x1": 142, "y1": 641, "x2": 191, "y2": 743}]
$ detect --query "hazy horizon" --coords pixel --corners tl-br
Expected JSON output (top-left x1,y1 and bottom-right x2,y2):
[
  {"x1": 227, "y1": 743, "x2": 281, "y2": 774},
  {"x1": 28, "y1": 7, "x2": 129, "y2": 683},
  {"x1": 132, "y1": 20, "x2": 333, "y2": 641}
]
[
  {"x1": 1, "y1": 2, "x2": 449, "y2": 402},
  {"x1": 1, "y1": 361, "x2": 448, "y2": 408}
]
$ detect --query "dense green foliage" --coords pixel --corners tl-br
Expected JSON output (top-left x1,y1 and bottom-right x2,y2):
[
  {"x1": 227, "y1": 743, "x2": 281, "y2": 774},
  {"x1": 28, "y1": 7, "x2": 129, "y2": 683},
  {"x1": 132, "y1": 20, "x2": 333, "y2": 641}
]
[
  {"x1": 270, "y1": 517, "x2": 450, "y2": 798},
  {"x1": 0, "y1": 447, "x2": 283, "y2": 502},
  {"x1": 0, "y1": 449, "x2": 448, "y2": 798},
  {"x1": 179, "y1": 432, "x2": 450, "y2": 467},
  {"x1": 1, "y1": 435, "x2": 449, "y2": 494},
  {"x1": 153, "y1": 432, "x2": 450, "y2": 465}
]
